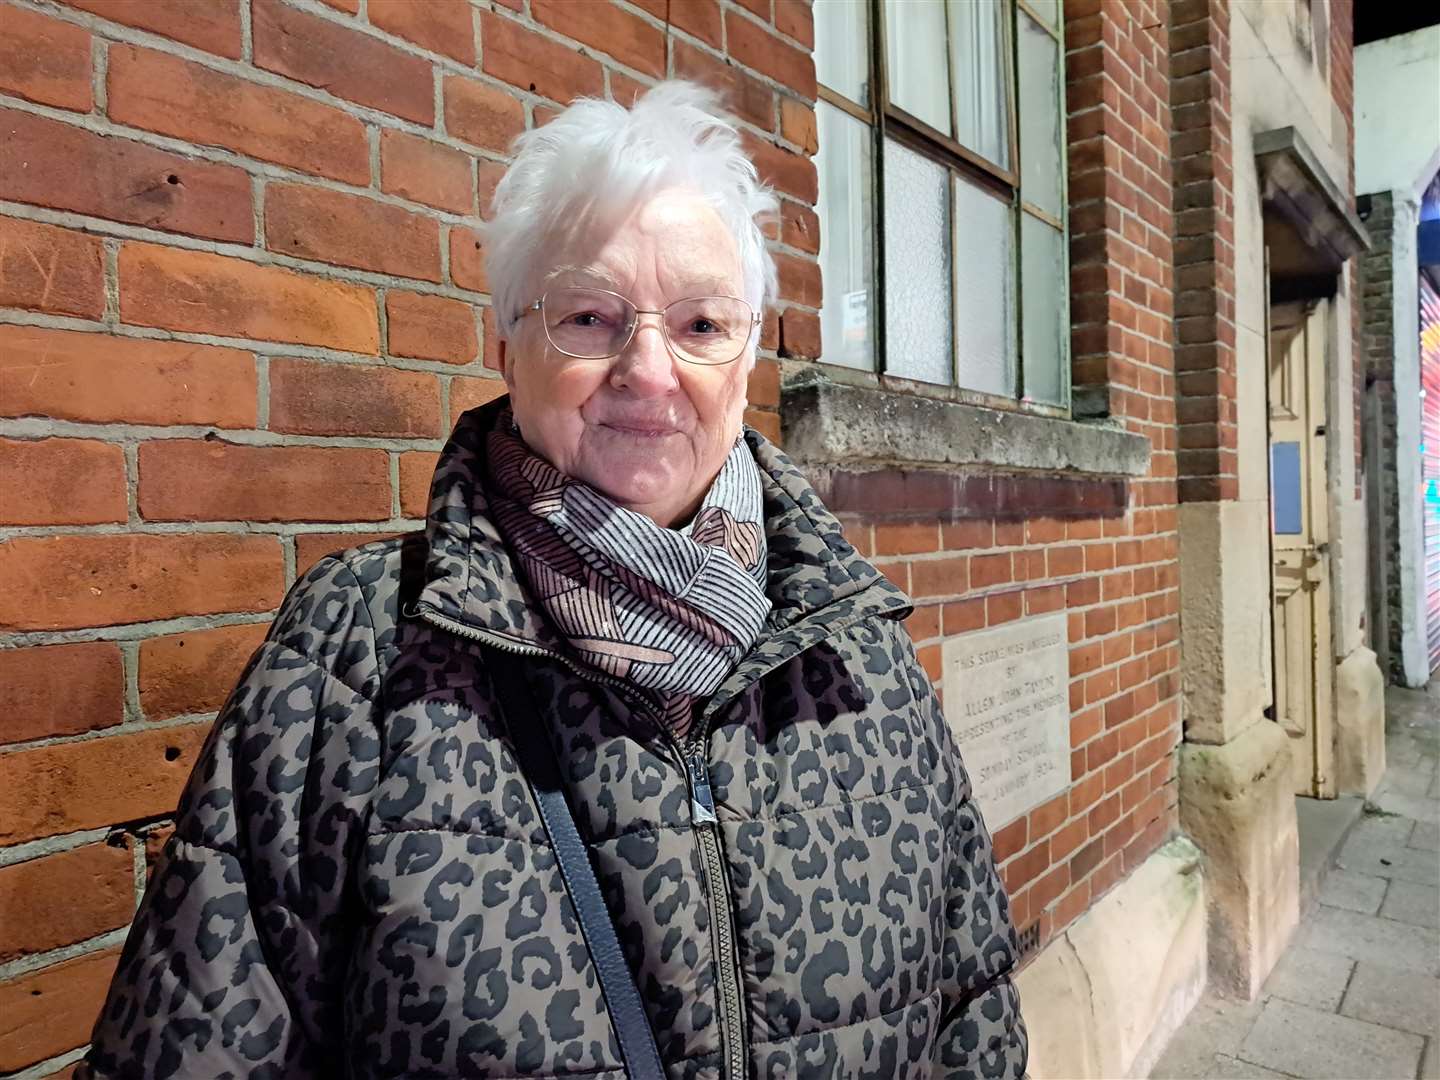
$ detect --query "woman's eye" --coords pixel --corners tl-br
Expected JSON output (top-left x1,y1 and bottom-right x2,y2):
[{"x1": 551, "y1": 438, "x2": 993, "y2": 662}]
[
  {"x1": 564, "y1": 311, "x2": 606, "y2": 327},
  {"x1": 688, "y1": 318, "x2": 720, "y2": 334}
]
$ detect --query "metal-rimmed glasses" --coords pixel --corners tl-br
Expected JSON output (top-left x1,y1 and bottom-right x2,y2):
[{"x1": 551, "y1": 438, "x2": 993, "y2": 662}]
[{"x1": 519, "y1": 287, "x2": 760, "y2": 366}]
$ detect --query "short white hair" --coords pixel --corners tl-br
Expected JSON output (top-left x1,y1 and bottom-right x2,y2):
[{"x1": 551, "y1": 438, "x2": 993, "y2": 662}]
[{"x1": 482, "y1": 80, "x2": 778, "y2": 339}]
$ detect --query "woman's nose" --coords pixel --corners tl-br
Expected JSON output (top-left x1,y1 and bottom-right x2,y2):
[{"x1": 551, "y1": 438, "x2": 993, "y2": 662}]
[{"x1": 609, "y1": 315, "x2": 680, "y2": 396}]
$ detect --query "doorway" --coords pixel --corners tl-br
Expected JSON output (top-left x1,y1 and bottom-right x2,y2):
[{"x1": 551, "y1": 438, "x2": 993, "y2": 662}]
[{"x1": 1269, "y1": 299, "x2": 1336, "y2": 797}]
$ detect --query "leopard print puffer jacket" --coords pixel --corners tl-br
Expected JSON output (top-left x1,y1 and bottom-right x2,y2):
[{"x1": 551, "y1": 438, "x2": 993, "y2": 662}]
[{"x1": 79, "y1": 398, "x2": 1027, "y2": 1080}]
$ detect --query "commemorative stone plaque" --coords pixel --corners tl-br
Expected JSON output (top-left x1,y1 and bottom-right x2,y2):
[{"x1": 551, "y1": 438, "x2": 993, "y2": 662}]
[{"x1": 941, "y1": 612, "x2": 1070, "y2": 828}]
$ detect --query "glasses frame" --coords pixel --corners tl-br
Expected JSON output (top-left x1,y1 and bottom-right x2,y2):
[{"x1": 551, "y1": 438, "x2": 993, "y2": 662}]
[{"x1": 519, "y1": 287, "x2": 762, "y2": 366}]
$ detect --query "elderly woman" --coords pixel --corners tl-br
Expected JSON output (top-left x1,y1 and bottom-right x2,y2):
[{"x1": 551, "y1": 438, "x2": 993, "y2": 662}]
[{"x1": 81, "y1": 83, "x2": 1026, "y2": 1079}]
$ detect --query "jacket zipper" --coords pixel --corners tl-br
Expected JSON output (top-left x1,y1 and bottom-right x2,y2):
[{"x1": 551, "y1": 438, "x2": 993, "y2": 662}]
[{"x1": 684, "y1": 747, "x2": 745, "y2": 1080}]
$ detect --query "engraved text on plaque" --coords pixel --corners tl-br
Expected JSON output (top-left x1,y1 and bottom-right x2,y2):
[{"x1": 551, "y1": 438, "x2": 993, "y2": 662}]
[{"x1": 940, "y1": 612, "x2": 1070, "y2": 828}]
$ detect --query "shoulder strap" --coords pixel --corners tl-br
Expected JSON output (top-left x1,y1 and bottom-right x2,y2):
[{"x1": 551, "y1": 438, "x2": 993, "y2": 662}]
[{"x1": 486, "y1": 651, "x2": 667, "y2": 1080}]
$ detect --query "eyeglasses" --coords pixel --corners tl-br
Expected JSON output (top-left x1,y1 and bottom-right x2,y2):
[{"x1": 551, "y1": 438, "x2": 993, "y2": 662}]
[{"x1": 519, "y1": 287, "x2": 760, "y2": 366}]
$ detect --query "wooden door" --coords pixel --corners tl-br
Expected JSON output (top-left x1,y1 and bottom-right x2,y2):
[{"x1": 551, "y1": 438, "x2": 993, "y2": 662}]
[{"x1": 1269, "y1": 299, "x2": 1335, "y2": 797}]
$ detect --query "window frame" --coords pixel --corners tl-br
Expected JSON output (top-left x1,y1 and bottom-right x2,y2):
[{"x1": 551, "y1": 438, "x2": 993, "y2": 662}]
[{"x1": 814, "y1": 0, "x2": 1072, "y2": 420}]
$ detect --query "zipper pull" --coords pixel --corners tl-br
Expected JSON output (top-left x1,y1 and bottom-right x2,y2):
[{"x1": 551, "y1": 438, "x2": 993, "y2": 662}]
[{"x1": 687, "y1": 751, "x2": 718, "y2": 826}]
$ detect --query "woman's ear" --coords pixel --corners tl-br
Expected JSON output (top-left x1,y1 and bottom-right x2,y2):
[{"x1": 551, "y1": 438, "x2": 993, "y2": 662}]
[{"x1": 493, "y1": 337, "x2": 512, "y2": 387}]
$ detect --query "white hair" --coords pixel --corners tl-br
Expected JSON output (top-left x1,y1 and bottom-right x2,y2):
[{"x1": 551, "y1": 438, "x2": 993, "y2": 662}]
[{"x1": 481, "y1": 80, "x2": 778, "y2": 339}]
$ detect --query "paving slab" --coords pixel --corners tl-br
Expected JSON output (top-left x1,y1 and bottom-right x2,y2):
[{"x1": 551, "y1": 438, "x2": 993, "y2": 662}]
[
  {"x1": 1147, "y1": 996, "x2": 1265, "y2": 1078},
  {"x1": 1205, "y1": 1054, "x2": 1296, "y2": 1079},
  {"x1": 1379, "y1": 879, "x2": 1440, "y2": 929},
  {"x1": 1413, "y1": 819, "x2": 1440, "y2": 852},
  {"x1": 1316, "y1": 867, "x2": 1387, "y2": 914},
  {"x1": 1292, "y1": 903, "x2": 1440, "y2": 976},
  {"x1": 1339, "y1": 962, "x2": 1440, "y2": 1037},
  {"x1": 1337, "y1": 824, "x2": 1439, "y2": 885},
  {"x1": 1237, "y1": 997, "x2": 1424, "y2": 1080},
  {"x1": 1376, "y1": 764, "x2": 1439, "y2": 799},
  {"x1": 1424, "y1": 1036, "x2": 1439, "y2": 1080},
  {"x1": 1259, "y1": 944, "x2": 1354, "y2": 1011}
]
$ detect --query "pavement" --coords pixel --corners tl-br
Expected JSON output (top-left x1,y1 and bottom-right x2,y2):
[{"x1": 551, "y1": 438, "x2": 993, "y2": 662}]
[{"x1": 1150, "y1": 679, "x2": 1440, "y2": 1080}]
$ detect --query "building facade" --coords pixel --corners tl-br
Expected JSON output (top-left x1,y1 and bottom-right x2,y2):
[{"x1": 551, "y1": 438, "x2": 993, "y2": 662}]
[{"x1": 0, "y1": 0, "x2": 1382, "y2": 1076}]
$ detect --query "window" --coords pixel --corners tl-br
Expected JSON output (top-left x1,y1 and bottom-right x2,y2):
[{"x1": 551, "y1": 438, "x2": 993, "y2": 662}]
[{"x1": 813, "y1": 0, "x2": 1070, "y2": 412}]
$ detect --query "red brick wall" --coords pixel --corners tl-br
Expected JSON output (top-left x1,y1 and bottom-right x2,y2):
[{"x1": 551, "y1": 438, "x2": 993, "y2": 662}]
[
  {"x1": 1168, "y1": 0, "x2": 1236, "y2": 504},
  {"x1": 0, "y1": 0, "x2": 813, "y2": 1072}
]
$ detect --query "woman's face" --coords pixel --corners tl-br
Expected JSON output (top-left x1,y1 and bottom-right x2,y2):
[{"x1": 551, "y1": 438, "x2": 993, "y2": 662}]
[{"x1": 499, "y1": 189, "x2": 753, "y2": 528}]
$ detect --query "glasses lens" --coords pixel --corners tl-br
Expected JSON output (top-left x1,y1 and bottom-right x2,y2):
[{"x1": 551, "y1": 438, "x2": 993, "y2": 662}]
[
  {"x1": 664, "y1": 296, "x2": 754, "y2": 364},
  {"x1": 543, "y1": 288, "x2": 632, "y2": 358}
]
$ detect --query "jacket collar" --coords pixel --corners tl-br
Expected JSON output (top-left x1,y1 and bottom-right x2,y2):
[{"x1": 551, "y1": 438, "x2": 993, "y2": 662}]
[{"x1": 417, "y1": 397, "x2": 912, "y2": 667}]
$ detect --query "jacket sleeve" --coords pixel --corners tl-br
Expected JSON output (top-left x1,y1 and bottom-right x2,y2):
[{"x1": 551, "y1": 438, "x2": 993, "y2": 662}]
[
  {"x1": 78, "y1": 557, "x2": 384, "y2": 1080},
  {"x1": 900, "y1": 631, "x2": 1029, "y2": 1079}
]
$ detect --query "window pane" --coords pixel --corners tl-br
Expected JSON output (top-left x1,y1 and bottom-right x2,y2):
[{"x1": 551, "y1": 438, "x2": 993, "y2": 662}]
[
  {"x1": 817, "y1": 101, "x2": 876, "y2": 370},
  {"x1": 1018, "y1": 11, "x2": 1063, "y2": 219},
  {"x1": 953, "y1": 178, "x2": 1015, "y2": 396},
  {"x1": 948, "y1": 0, "x2": 1011, "y2": 170},
  {"x1": 1021, "y1": 213, "x2": 1067, "y2": 405},
  {"x1": 815, "y1": 0, "x2": 870, "y2": 105},
  {"x1": 1026, "y1": 0, "x2": 1061, "y2": 30},
  {"x1": 883, "y1": 138, "x2": 953, "y2": 384},
  {"x1": 884, "y1": 0, "x2": 952, "y2": 136}
]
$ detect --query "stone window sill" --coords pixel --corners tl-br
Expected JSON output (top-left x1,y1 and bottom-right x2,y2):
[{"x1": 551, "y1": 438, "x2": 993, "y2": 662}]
[{"x1": 781, "y1": 376, "x2": 1152, "y2": 478}]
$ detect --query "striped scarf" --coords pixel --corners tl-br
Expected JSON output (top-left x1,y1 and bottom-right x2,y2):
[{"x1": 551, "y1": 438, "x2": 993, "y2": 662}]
[{"x1": 485, "y1": 412, "x2": 771, "y2": 741}]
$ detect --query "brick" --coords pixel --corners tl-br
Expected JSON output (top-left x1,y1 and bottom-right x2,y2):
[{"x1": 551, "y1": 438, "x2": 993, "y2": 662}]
[
  {"x1": 450, "y1": 226, "x2": 489, "y2": 293},
  {"x1": 970, "y1": 552, "x2": 1013, "y2": 588},
  {"x1": 669, "y1": 0, "x2": 722, "y2": 48},
  {"x1": 138, "y1": 622, "x2": 268, "y2": 721},
  {"x1": 874, "y1": 523, "x2": 941, "y2": 556},
  {"x1": 779, "y1": 307, "x2": 821, "y2": 359},
  {"x1": 0, "y1": 216, "x2": 103, "y2": 319},
  {"x1": 744, "y1": 408, "x2": 781, "y2": 444},
  {"x1": 294, "y1": 530, "x2": 405, "y2": 571},
  {"x1": 742, "y1": 132, "x2": 819, "y2": 203},
  {"x1": 444, "y1": 74, "x2": 527, "y2": 154},
  {"x1": 381, "y1": 131, "x2": 473, "y2": 215},
  {"x1": 0, "y1": 533, "x2": 284, "y2": 632},
  {"x1": 993, "y1": 818, "x2": 1028, "y2": 863},
  {"x1": 0, "y1": 726, "x2": 207, "y2": 848},
  {"x1": 0, "y1": 438, "x2": 125, "y2": 526},
  {"x1": 480, "y1": 11, "x2": 605, "y2": 103},
  {"x1": 781, "y1": 200, "x2": 820, "y2": 253},
  {"x1": 144, "y1": 822, "x2": 175, "y2": 878},
  {"x1": 673, "y1": 39, "x2": 774, "y2": 131},
  {"x1": 271, "y1": 358, "x2": 441, "y2": 439},
  {"x1": 252, "y1": 0, "x2": 434, "y2": 124},
  {"x1": 0, "y1": 844, "x2": 134, "y2": 964},
  {"x1": 266, "y1": 183, "x2": 441, "y2": 282},
  {"x1": 446, "y1": 377, "x2": 509, "y2": 426},
  {"x1": 531, "y1": 0, "x2": 665, "y2": 78},
  {"x1": 987, "y1": 590, "x2": 1023, "y2": 625},
  {"x1": 400, "y1": 451, "x2": 441, "y2": 518},
  {"x1": 119, "y1": 242, "x2": 379, "y2": 353},
  {"x1": 775, "y1": 0, "x2": 815, "y2": 48},
  {"x1": 0, "y1": 642, "x2": 123, "y2": 745},
  {"x1": 107, "y1": 44, "x2": 368, "y2": 183},
  {"x1": 943, "y1": 598, "x2": 986, "y2": 635},
  {"x1": 0, "y1": 5, "x2": 92, "y2": 111},
  {"x1": 747, "y1": 357, "x2": 780, "y2": 408},
  {"x1": 386, "y1": 291, "x2": 479, "y2": 364},
  {"x1": 911, "y1": 556, "x2": 968, "y2": 599},
  {"x1": 64, "y1": 0, "x2": 240, "y2": 56},
  {"x1": 1, "y1": 108, "x2": 251, "y2": 242},
  {"x1": 774, "y1": 250, "x2": 821, "y2": 307},
  {"x1": 476, "y1": 158, "x2": 507, "y2": 219},
  {"x1": 369, "y1": 0, "x2": 474, "y2": 64},
  {"x1": 779, "y1": 96, "x2": 818, "y2": 154},
  {"x1": 905, "y1": 602, "x2": 941, "y2": 643},
  {"x1": 0, "y1": 948, "x2": 122, "y2": 1072},
  {"x1": 0, "y1": 325, "x2": 257, "y2": 428},
  {"x1": 320, "y1": 0, "x2": 359, "y2": 11},
  {"x1": 138, "y1": 441, "x2": 392, "y2": 523},
  {"x1": 725, "y1": 11, "x2": 816, "y2": 99}
]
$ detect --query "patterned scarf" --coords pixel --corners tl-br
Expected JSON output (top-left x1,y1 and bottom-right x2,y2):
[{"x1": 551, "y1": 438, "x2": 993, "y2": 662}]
[{"x1": 484, "y1": 411, "x2": 771, "y2": 741}]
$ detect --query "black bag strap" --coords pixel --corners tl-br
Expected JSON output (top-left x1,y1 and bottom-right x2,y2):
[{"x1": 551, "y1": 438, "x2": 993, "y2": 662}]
[{"x1": 486, "y1": 650, "x2": 667, "y2": 1080}]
